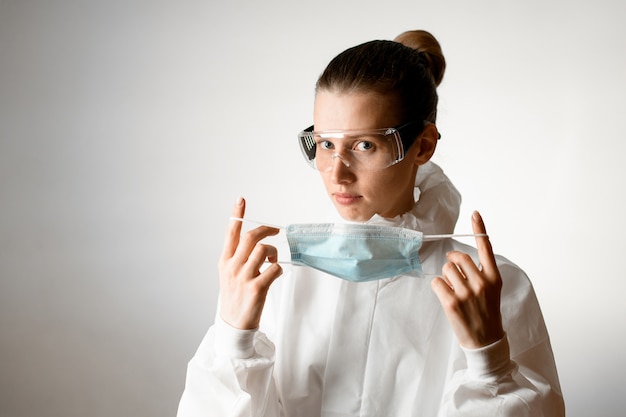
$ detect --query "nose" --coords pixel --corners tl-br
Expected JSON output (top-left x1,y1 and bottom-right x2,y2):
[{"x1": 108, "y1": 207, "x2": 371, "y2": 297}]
[
  {"x1": 331, "y1": 152, "x2": 350, "y2": 168},
  {"x1": 328, "y1": 152, "x2": 355, "y2": 184}
]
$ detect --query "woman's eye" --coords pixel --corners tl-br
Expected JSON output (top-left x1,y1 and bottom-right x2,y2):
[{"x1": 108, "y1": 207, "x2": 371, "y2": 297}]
[
  {"x1": 318, "y1": 140, "x2": 334, "y2": 150},
  {"x1": 355, "y1": 141, "x2": 374, "y2": 151}
]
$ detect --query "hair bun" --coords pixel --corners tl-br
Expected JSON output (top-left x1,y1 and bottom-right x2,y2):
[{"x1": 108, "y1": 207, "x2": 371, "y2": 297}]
[{"x1": 394, "y1": 30, "x2": 446, "y2": 87}]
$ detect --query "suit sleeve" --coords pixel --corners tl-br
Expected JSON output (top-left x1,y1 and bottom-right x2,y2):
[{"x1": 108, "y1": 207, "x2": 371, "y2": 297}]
[
  {"x1": 438, "y1": 262, "x2": 566, "y2": 416},
  {"x1": 176, "y1": 316, "x2": 282, "y2": 417}
]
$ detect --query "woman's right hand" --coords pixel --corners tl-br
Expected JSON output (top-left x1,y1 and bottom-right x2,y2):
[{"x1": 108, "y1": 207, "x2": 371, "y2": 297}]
[{"x1": 218, "y1": 197, "x2": 283, "y2": 330}]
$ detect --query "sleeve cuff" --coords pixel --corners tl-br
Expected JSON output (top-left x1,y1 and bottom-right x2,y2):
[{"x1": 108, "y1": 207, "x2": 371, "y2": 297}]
[
  {"x1": 461, "y1": 334, "x2": 516, "y2": 381},
  {"x1": 214, "y1": 316, "x2": 257, "y2": 359}
]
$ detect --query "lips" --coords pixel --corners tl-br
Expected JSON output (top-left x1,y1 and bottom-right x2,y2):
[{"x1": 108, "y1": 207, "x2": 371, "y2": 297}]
[{"x1": 333, "y1": 192, "x2": 362, "y2": 205}]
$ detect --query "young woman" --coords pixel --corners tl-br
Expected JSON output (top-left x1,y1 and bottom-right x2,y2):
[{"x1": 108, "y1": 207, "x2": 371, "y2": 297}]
[{"x1": 177, "y1": 30, "x2": 565, "y2": 416}]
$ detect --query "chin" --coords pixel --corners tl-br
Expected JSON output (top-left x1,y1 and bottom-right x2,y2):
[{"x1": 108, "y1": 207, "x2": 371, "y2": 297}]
[{"x1": 335, "y1": 206, "x2": 373, "y2": 223}]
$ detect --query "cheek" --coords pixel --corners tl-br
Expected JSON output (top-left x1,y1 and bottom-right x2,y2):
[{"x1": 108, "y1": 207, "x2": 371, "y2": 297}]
[
  {"x1": 318, "y1": 171, "x2": 332, "y2": 187},
  {"x1": 369, "y1": 168, "x2": 415, "y2": 198},
  {"x1": 368, "y1": 170, "x2": 404, "y2": 189},
  {"x1": 359, "y1": 174, "x2": 400, "y2": 202},
  {"x1": 318, "y1": 171, "x2": 339, "y2": 195}
]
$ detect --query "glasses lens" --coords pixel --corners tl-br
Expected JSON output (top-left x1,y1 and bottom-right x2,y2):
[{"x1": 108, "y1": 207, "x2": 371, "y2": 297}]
[
  {"x1": 298, "y1": 130, "x2": 317, "y2": 163},
  {"x1": 304, "y1": 129, "x2": 402, "y2": 172}
]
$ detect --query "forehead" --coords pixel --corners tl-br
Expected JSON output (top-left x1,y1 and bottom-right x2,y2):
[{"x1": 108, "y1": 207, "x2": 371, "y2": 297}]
[{"x1": 313, "y1": 90, "x2": 402, "y2": 131}]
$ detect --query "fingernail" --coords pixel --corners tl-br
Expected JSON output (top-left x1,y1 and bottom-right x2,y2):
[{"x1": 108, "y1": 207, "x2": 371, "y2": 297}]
[
  {"x1": 236, "y1": 196, "x2": 244, "y2": 206},
  {"x1": 472, "y1": 210, "x2": 480, "y2": 222}
]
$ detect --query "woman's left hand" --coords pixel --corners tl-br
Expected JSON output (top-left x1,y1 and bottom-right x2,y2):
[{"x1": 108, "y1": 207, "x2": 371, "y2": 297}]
[{"x1": 431, "y1": 211, "x2": 505, "y2": 349}]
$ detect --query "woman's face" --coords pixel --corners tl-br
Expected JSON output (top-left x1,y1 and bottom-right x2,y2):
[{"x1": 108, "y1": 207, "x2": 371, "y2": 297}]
[{"x1": 313, "y1": 90, "x2": 435, "y2": 222}]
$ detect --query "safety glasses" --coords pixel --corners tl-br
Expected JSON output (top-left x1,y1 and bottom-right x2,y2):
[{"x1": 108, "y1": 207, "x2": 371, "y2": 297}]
[{"x1": 297, "y1": 120, "x2": 428, "y2": 172}]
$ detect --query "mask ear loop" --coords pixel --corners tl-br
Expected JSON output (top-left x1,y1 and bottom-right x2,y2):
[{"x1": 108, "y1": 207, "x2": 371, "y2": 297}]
[
  {"x1": 229, "y1": 217, "x2": 294, "y2": 266},
  {"x1": 229, "y1": 217, "x2": 285, "y2": 230},
  {"x1": 229, "y1": 218, "x2": 487, "y2": 239},
  {"x1": 422, "y1": 233, "x2": 487, "y2": 241},
  {"x1": 422, "y1": 233, "x2": 487, "y2": 276}
]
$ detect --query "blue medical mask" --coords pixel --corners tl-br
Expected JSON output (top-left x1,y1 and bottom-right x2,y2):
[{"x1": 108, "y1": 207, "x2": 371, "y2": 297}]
[
  {"x1": 231, "y1": 217, "x2": 485, "y2": 283},
  {"x1": 286, "y1": 223, "x2": 424, "y2": 282}
]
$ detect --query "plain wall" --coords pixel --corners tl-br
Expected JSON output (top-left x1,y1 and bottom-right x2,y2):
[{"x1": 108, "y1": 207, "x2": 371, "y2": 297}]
[{"x1": 1, "y1": 1, "x2": 625, "y2": 416}]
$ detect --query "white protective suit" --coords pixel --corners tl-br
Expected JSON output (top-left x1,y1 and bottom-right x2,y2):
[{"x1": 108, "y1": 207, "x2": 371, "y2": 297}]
[{"x1": 177, "y1": 161, "x2": 565, "y2": 417}]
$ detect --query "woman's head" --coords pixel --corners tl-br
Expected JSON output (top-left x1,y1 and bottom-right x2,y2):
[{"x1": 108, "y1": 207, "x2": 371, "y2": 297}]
[
  {"x1": 311, "y1": 30, "x2": 446, "y2": 221},
  {"x1": 316, "y1": 30, "x2": 445, "y2": 123}
]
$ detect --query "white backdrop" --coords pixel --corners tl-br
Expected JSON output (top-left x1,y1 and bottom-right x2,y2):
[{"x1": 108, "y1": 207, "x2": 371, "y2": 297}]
[{"x1": 1, "y1": 1, "x2": 625, "y2": 416}]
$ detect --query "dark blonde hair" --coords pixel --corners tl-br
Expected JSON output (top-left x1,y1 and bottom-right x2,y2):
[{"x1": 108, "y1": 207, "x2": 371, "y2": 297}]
[{"x1": 316, "y1": 30, "x2": 445, "y2": 123}]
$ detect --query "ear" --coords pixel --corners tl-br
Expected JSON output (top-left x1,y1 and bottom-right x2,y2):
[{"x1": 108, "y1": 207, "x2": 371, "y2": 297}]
[{"x1": 412, "y1": 123, "x2": 439, "y2": 165}]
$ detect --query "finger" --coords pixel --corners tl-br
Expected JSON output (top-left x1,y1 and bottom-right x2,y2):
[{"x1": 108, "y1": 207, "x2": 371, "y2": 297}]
[
  {"x1": 431, "y1": 276, "x2": 456, "y2": 306},
  {"x1": 244, "y1": 243, "x2": 279, "y2": 275},
  {"x1": 446, "y1": 250, "x2": 480, "y2": 281},
  {"x1": 232, "y1": 225, "x2": 281, "y2": 263},
  {"x1": 471, "y1": 211, "x2": 499, "y2": 279},
  {"x1": 256, "y1": 262, "x2": 283, "y2": 287},
  {"x1": 447, "y1": 250, "x2": 496, "y2": 297},
  {"x1": 221, "y1": 197, "x2": 246, "y2": 261},
  {"x1": 441, "y1": 260, "x2": 470, "y2": 298}
]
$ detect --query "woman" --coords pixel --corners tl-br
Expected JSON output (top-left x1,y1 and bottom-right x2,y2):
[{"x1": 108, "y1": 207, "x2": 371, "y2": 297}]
[{"x1": 177, "y1": 30, "x2": 565, "y2": 416}]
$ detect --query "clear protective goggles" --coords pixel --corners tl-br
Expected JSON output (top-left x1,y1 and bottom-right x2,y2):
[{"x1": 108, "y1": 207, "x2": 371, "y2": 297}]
[{"x1": 297, "y1": 120, "x2": 430, "y2": 172}]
